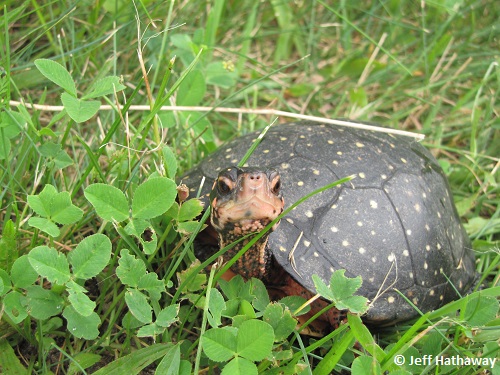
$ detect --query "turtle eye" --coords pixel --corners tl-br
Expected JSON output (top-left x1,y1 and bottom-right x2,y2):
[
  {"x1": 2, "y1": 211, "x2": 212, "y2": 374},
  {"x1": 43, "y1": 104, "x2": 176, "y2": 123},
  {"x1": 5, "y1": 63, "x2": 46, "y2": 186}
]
[
  {"x1": 217, "y1": 179, "x2": 231, "y2": 194},
  {"x1": 271, "y1": 177, "x2": 281, "y2": 195}
]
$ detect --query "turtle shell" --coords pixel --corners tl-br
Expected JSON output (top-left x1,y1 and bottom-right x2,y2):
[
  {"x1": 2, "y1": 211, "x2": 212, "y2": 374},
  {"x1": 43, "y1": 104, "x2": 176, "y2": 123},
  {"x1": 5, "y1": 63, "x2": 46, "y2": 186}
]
[{"x1": 182, "y1": 121, "x2": 477, "y2": 323}]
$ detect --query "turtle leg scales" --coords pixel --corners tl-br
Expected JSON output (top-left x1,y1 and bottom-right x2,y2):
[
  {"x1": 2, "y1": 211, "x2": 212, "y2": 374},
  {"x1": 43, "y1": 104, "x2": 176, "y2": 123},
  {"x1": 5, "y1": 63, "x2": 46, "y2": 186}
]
[{"x1": 267, "y1": 268, "x2": 347, "y2": 335}]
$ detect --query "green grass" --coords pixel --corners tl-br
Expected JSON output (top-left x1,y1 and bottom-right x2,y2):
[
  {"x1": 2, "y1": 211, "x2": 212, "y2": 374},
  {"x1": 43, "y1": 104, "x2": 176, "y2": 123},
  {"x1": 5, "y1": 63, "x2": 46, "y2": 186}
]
[{"x1": 0, "y1": 0, "x2": 499, "y2": 374}]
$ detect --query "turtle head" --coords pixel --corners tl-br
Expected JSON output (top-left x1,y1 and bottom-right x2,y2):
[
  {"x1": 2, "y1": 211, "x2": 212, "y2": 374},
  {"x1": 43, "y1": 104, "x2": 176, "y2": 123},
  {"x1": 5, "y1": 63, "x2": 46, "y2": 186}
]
[{"x1": 209, "y1": 166, "x2": 284, "y2": 279}]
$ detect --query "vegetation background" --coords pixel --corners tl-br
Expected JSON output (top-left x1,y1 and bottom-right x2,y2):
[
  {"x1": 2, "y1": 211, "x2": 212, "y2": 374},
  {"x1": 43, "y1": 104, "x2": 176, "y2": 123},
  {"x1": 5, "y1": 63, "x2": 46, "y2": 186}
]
[{"x1": 0, "y1": 0, "x2": 498, "y2": 374}]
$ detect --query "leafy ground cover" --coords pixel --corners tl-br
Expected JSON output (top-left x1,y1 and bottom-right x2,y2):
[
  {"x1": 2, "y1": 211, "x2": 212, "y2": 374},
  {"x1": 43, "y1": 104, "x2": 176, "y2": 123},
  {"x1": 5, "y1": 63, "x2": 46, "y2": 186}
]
[{"x1": 0, "y1": 0, "x2": 498, "y2": 374}]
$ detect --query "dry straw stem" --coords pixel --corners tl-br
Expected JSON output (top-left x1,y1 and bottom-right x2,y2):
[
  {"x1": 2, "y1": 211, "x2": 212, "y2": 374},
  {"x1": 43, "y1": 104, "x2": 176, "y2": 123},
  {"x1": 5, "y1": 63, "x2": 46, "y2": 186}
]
[{"x1": 9, "y1": 100, "x2": 425, "y2": 140}]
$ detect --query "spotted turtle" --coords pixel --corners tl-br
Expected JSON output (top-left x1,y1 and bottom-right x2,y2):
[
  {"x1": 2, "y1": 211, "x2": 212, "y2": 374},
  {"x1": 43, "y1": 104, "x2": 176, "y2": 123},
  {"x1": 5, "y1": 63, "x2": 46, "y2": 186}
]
[{"x1": 182, "y1": 121, "x2": 477, "y2": 324}]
